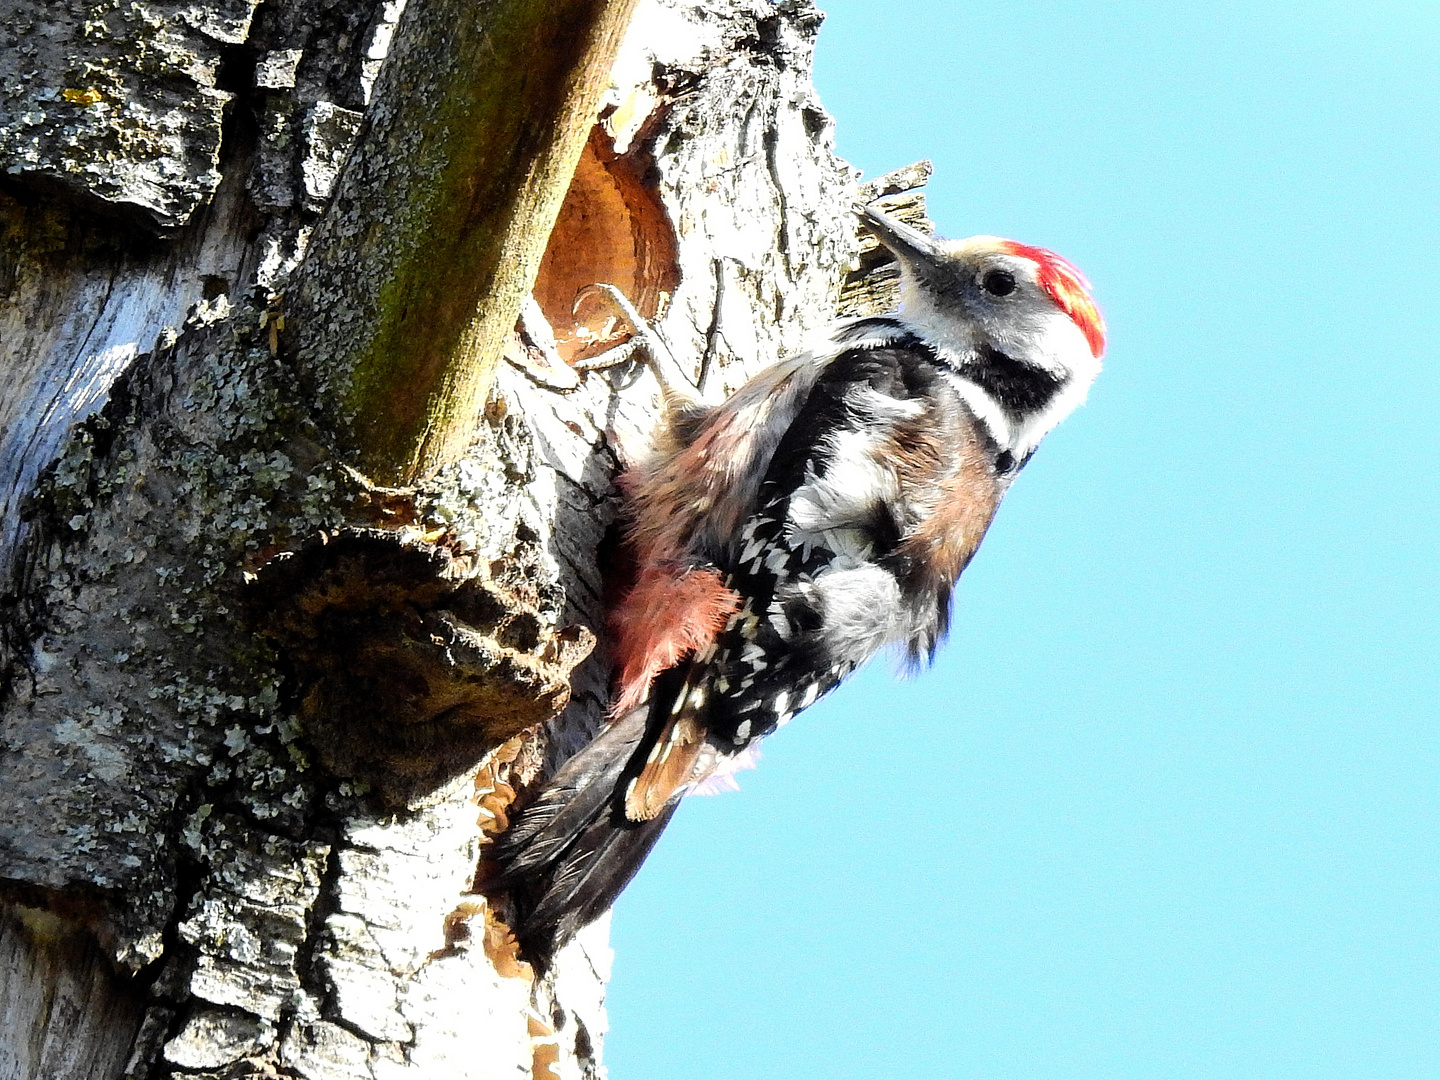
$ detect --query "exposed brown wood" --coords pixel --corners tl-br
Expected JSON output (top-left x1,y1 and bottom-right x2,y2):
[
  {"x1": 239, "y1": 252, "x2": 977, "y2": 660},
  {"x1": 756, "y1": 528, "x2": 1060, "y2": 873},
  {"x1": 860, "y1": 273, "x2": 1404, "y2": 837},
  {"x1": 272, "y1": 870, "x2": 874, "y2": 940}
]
[
  {"x1": 290, "y1": 0, "x2": 645, "y2": 485},
  {"x1": 533, "y1": 126, "x2": 681, "y2": 366}
]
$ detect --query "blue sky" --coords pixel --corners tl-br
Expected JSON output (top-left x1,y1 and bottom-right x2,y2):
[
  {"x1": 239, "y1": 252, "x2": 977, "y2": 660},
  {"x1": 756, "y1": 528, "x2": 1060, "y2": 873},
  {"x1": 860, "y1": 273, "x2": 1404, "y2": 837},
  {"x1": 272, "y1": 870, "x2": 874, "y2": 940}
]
[{"x1": 604, "y1": 3, "x2": 1440, "y2": 1077}]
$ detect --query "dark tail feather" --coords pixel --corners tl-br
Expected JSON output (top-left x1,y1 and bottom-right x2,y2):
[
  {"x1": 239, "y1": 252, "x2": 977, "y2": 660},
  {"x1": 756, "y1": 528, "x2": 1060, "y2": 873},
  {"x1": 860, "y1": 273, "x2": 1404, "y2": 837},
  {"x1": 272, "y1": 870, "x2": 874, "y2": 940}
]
[
  {"x1": 497, "y1": 706, "x2": 648, "y2": 865},
  {"x1": 490, "y1": 703, "x2": 681, "y2": 956},
  {"x1": 523, "y1": 800, "x2": 679, "y2": 950}
]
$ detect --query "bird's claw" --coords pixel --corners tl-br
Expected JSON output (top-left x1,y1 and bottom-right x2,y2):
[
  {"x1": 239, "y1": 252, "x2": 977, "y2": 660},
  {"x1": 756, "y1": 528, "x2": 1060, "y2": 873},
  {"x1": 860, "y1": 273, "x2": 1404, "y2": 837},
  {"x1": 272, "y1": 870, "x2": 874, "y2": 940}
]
[{"x1": 572, "y1": 283, "x2": 703, "y2": 408}]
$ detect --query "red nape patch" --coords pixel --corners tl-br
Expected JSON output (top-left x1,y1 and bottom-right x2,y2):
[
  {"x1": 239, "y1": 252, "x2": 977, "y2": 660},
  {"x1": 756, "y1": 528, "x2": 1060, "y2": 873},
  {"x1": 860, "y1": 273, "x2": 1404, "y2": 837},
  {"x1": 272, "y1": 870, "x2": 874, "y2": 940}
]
[
  {"x1": 999, "y1": 241, "x2": 1106, "y2": 358},
  {"x1": 609, "y1": 566, "x2": 740, "y2": 715}
]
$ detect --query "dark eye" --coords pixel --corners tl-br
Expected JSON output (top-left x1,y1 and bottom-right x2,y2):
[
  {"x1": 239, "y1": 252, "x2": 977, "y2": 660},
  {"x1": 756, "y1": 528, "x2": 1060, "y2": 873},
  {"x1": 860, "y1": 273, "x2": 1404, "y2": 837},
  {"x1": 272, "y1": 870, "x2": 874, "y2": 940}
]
[{"x1": 981, "y1": 269, "x2": 1016, "y2": 297}]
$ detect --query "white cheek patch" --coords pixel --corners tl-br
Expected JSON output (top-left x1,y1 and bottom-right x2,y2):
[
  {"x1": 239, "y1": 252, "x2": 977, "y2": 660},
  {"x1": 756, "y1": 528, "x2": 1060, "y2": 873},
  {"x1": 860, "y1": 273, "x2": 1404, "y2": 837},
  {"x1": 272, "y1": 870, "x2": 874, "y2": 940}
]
[
  {"x1": 933, "y1": 306, "x2": 1100, "y2": 462},
  {"x1": 1005, "y1": 313, "x2": 1101, "y2": 459},
  {"x1": 898, "y1": 288, "x2": 982, "y2": 356}
]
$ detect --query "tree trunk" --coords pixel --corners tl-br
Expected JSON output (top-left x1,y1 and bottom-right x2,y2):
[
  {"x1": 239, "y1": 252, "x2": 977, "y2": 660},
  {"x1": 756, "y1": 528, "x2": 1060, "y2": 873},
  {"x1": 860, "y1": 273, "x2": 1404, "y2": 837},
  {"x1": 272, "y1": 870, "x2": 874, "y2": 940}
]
[{"x1": 0, "y1": 0, "x2": 926, "y2": 1074}]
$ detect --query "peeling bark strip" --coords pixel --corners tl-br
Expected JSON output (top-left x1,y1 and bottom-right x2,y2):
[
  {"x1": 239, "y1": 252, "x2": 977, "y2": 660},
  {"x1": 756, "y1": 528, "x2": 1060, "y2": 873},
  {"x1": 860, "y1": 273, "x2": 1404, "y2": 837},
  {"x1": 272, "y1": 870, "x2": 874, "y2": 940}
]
[
  {"x1": 837, "y1": 159, "x2": 935, "y2": 318},
  {"x1": 290, "y1": 0, "x2": 643, "y2": 485},
  {"x1": 0, "y1": 0, "x2": 871, "y2": 1075}
]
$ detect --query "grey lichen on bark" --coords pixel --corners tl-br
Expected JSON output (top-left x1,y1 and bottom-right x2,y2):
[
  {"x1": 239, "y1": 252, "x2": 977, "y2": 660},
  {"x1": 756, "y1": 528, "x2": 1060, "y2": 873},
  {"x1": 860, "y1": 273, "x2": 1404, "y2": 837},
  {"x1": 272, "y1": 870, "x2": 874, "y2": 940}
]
[
  {"x1": 0, "y1": 0, "x2": 405, "y2": 585},
  {"x1": 0, "y1": 0, "x2": 251, "y2": 230},
  {"x1": 0, "y1": 0, "x2": 882, "y2": 1076}
]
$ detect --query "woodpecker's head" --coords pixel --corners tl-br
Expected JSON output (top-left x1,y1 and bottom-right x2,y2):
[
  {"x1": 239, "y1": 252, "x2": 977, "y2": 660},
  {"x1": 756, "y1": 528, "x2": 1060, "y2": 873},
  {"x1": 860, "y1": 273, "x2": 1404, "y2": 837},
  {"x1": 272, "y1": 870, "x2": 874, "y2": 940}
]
[{"x1": 857, "y1": 203, "x2": 1105, "y2": 458}]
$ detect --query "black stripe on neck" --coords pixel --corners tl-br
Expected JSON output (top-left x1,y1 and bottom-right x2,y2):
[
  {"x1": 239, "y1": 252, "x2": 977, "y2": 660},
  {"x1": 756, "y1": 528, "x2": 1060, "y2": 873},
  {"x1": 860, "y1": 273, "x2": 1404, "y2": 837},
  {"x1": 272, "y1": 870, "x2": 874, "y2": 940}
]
[{"x1": 964, "y1": 343, "x2": 1064, "y2": 416}]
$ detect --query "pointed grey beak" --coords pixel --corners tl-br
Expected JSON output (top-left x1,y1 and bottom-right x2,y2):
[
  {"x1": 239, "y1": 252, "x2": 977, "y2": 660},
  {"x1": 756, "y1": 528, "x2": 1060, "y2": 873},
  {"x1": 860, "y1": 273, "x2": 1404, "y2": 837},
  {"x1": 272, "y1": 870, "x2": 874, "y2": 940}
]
[{"x1": 854, "y1": 202, "x2": 942, "y2": 265}]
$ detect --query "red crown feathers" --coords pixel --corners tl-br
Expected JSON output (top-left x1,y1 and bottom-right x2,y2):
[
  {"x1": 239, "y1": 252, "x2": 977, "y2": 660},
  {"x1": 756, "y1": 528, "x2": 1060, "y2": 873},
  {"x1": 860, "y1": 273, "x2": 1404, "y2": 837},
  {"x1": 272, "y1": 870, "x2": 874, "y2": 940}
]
[{"x1": 999, "y1": 241, "x2": 1107, "y2": 359}]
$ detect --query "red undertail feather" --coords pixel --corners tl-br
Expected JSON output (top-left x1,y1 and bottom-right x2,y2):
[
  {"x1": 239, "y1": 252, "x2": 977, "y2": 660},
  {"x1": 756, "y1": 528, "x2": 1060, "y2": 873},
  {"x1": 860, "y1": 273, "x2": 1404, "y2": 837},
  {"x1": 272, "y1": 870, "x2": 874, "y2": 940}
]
[
  {"x1": 609, "y1": 565, "x2": 739, "y2": 715},
  {"x1": 999, "y1": 240, "x2": 1107, "y2": 358}
]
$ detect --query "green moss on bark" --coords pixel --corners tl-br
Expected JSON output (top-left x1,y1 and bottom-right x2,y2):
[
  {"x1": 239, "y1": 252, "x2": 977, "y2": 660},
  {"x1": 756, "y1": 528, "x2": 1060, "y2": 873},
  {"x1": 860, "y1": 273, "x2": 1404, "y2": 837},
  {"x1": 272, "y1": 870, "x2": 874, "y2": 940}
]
[{"x1": 294, "y1": 0, "x2": 642, "y2": 485}]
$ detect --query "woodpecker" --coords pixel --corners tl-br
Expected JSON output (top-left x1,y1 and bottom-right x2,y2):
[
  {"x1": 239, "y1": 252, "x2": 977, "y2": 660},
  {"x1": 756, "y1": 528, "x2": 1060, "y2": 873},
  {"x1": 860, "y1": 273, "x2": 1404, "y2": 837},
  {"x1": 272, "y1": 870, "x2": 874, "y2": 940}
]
[{"x1": 491, "y1": 203, "x2": 1105, "y2": 955}]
